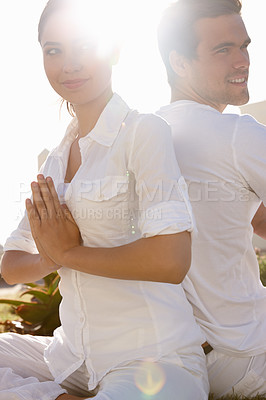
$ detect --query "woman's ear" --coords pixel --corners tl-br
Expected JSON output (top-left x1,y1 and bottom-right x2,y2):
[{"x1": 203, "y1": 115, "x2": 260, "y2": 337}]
[{"x1": 169, "y1": 50, "x2": 189, "y2": 78}]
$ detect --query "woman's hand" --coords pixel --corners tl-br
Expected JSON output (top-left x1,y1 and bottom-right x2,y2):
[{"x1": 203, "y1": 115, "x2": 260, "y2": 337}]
[
  {"x1": 26, "y1": 175, "x2": 81, "y2": 266},
  {"x1": 25, "y1": 176, "x2": 189, "y2": 284},
  {"x1": 33, "y1": 234, "x2": 58, "y2": 273},
  {"x1": 27, "y1": 194, "x2": 58, "y2": 272}
]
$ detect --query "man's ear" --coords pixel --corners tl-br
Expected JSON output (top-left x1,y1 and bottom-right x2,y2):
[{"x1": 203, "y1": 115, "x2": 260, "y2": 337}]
[{"x1": 169, "y1": 50, "x2": 189, "y2": 78}]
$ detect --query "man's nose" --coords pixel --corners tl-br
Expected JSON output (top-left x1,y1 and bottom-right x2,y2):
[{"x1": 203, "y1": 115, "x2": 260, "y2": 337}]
[{"x1": 233, "y1": 48, "x2": 250, "y2": 70}]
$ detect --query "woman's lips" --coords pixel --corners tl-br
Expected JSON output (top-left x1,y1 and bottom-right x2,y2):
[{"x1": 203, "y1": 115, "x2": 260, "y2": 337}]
[{"x1": 62, "y1": 79, "x2": 89, "y2": 89}]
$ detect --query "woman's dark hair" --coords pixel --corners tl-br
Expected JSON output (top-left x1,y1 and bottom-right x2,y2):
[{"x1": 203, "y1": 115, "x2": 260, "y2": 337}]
[
  {"x1": 38, "y1": 0, "x2": 73, "y2": 44},
  {"x1": 157, "y1": 0, "x2": 242, "y2": 86},
  {"x1": 39, "y1": 0, "x2": 78, "y2": 116}
]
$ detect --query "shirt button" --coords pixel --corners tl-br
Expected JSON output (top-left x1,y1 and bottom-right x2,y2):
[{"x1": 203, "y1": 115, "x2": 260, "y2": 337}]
[{"x1": 80, "y1": 317, "x2": 85, "y2": 323}]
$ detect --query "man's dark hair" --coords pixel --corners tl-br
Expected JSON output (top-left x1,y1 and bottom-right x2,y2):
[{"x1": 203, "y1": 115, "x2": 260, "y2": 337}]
[{"x1": 157, "y1": 0, "x2": 242, "y2": 86}]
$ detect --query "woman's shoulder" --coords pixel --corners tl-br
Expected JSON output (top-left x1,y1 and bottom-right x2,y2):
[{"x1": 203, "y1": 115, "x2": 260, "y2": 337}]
[{"x1": 129, "y1": 111, "x2": 172, "y2": 142}]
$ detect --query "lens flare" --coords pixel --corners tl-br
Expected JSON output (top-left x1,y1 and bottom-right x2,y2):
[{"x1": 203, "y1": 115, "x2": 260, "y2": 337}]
[
  {"x1": 67, "y1": 0, "x2": 127, "y2": 59},
  {"x1": 134, "y1": 361, "x2": 166, "y2": 396}
]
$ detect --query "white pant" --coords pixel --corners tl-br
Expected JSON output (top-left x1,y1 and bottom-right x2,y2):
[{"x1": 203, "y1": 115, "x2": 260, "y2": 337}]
[
  {"x1": 0, "y1": 332, "x2": 209, "y2": 400},
  {"x1": 207, "y1": 349, "x2": 266, "y2": 398}
]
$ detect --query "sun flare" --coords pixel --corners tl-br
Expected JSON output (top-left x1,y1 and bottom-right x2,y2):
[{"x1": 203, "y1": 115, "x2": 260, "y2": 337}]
[
  {"x1": 61, "y1": 0, "x2": 130, "y2": 59},
  {"x1": 61, "y1": 0, "x2": 170, "y2": 59}
]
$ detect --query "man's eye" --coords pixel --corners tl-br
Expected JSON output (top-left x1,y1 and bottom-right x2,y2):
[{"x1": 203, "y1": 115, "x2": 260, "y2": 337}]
[{"x1": 217, "y1": 48, "x2": 228, "y2": 54}]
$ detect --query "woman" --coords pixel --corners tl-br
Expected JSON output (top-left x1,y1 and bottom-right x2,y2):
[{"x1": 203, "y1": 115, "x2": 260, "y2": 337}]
[{"x1": 0, "y1": 0, "x2": 209, "y2": 399}]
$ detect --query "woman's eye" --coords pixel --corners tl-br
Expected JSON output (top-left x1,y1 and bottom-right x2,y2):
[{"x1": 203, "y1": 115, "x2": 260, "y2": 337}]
[
  {"x1": 46, "y1": 48, "x2": 61, "y2": 56},
  {"x1": 80, "y1": 42, "x2": 96, "y2": 52}
]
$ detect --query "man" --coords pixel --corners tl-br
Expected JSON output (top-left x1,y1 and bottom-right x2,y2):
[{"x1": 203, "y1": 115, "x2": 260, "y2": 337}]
[{"x1": 157, "y1": 0, "x2": 266, "y2": 398}]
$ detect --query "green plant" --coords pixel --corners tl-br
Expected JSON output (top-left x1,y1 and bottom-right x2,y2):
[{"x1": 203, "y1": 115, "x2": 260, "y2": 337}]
[
  {"x1": 257, "y1": 251, "x2": 266, "y2": 286},
  {"x1": 0, "y1": 272, "x2": 61, "y2": 336}
]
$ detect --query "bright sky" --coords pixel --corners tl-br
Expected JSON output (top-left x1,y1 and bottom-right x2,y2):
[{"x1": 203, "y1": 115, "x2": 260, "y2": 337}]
[{"x1": 0, "y1": 0, "x2": 265, "y2": 245}]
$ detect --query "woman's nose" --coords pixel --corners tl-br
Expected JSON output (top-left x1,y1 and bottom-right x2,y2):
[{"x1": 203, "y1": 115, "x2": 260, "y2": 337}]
[{"x1": 63, "y1": 55, "x2": 82, "y2": 73}]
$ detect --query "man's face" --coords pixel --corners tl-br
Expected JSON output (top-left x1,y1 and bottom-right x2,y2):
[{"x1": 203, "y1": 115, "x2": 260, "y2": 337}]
[{"x1": 186, "y1": 14, "x2": 250, "y2": 112}]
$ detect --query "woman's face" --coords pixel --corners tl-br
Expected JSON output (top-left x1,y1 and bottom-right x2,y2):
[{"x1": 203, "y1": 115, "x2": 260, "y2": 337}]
[{"x1": 40, "y1": 9, "x2": 114, "y2": 108}]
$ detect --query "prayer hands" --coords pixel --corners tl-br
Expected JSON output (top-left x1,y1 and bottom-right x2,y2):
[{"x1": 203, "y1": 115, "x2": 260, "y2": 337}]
[{"x1": 26, "y1": 175, "x2": 81, "y2": 267}]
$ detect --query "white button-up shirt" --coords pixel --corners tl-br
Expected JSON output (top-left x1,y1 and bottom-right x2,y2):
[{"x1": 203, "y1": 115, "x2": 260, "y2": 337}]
[
  {"x1": 158, "y1": 100, "x2": 266, "y2": 357},
  {"x1": 4, "y1": 94, "x2": 204, "y2": 390}
]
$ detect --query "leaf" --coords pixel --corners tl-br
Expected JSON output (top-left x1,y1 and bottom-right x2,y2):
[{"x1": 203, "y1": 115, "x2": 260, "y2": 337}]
[
  {"x1": 40, "y1": 312, "x2": 61, "y2": 335},
  {"x1": 43, "y1": 272, "x2": 59, "y2": 289},
  {"x1": 50, "y1": 287, "x2": 62, "y2": 308},
  {"x1": 1, "y1": 271, "x2": 62, "y2": 336},
  {"x1": 25, "y1": 282, "x2": 38, "y2": 288},
  {"x1": 20, "y1": 289, "x2": 50, "y2": 304},
  {"x1": 47, "y1": 275, "x2": 60, "y2": 295},
  {"x1": 0, "y1": 299, "x2": 36, "y2": 307},
  {"x1": 16, "y1": 303, "x2": 51, "y2": 324}
]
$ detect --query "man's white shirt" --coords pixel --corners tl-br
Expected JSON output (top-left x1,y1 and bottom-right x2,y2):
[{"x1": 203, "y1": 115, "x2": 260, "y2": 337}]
[{"x1": 158, "y1": 100, "x2": 266, "y2": 357}]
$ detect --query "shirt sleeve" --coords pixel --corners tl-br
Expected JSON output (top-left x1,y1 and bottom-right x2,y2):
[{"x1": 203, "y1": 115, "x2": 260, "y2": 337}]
[
  {"x1": 128, "y1": 113, "x2": 195, "y2": 238},
  {"x1": 2, "y1": 159, "x2": 51, "y2": 254},
  {"x1": 233, "y1": 115, "x2": 266, "y2": 206},
  {"x1": 3, "y1": 119, "x2": 78, "y2": 255},
  {"x1": 3, "y1": 211, "x2": 38, "y2": 254}
]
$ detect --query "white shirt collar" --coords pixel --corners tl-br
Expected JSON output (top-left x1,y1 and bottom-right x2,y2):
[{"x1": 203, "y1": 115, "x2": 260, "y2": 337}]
[
  {"x1": 59, "y1": 93, "x2": 130, "y2": 150},
  {"x1": 87, "y1": 93, "x2": 130, "y2": 146}
]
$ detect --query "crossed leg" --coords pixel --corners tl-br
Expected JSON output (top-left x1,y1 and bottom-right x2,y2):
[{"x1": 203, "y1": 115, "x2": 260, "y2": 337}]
[
  {"x1": 0, "y1": 332, "x2": 93, "y2": 399},
  {"x1": 0, "y1": 332, "x2": 209, "y2": 400}
]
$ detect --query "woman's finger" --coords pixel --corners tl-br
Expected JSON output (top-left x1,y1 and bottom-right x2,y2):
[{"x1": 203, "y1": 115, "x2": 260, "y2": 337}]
[
  {"x1": 37, "y1": 174, "x2": 57, "y2": 218},
  {"x1": 31, "y1": 182, "x2": 48, "y2": 220},
  {"x1": 25, "y1": 198, "x2": 41, "y2": 234},
  {"x1": 61, "y1": 204, "x2": 76, "y2": 225},
  {"x1": 25, "y1": 198, "x2": 39, "y2": 219},
  {"x1": 46, "y1": 176, "x2": 63, "y2": 216}
]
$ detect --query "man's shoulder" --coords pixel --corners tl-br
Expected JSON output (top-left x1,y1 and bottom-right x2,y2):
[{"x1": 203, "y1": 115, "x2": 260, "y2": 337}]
[
  {"x1": 231, "y1": 113, "x2": 266, "y2": 146},
  {"x1": 158, "y1": 100, "x2": 238, "y2": 125},
  {"x1": 157, "y1": 101, "x2": 242, "y2": 142},
  {"x1": 158, "y1": 101, "x2": 266, "y2": 136},
  {"x1": 234, "y1": 112, "x2": 266, "y2": 127}
]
